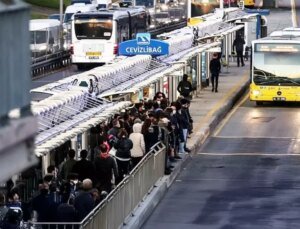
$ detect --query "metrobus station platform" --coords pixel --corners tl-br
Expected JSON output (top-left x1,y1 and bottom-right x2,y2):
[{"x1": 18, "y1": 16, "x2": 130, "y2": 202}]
[
  {"x1": 23, "y1": 7, "x2": 263, "y2": 229},
  {"x1": 123, "y1": 60, "x2": 251, "y2": 229}
]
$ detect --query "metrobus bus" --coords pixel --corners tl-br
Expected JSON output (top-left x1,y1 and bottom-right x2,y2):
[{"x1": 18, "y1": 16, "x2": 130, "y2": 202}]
[
  {"x1": 250, "y1": 30, "x2": 300, "y2": 105},
  {"x1": 244, "y1": 0, "x2": 255, "y2": 8},
  {"x1": 71, "y1": 7, "x2": 148, "y2": 68}
]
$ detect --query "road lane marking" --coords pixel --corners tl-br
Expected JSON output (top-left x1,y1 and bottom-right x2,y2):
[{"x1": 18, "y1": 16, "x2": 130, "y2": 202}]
[
  {"x1": 211, "y1": 136, "x2": 300, "y2": 139},
  {"x1": 197, "y1": 152, "x2": 300, "y2": 156},
  {"x1": 193, "y1": 73, "x2": 249, "y2": 133},
  {"x1": 213, "y1": 92, "x2": 249, "y2": 137}
]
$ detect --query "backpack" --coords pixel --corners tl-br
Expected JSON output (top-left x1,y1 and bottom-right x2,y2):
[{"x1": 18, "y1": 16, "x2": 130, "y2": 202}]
[
  {"x1": 179, "y1": 81, "x2": 191, "y2": 96},
  {"x1": 2, "y1": 208, "x2": 22, "y2": 228}
]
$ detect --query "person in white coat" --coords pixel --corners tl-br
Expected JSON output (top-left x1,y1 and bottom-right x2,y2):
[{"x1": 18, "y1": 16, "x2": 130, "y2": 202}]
[{"x1": 129, "y1": 123, "x2": 146, "y2": 168}]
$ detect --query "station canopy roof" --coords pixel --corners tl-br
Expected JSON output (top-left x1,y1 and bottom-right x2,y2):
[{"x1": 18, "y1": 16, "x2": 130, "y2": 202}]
[
  {"x1": 33, "y1": 90, "x2": 131, "y2": 156},
  {"x1": 31, "y1": 7, "x2": 253, "y2": 156}
]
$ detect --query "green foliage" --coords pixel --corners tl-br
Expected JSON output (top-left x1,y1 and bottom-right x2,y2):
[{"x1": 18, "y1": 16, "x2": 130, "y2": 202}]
[
  {"x1": 25, "y1": 0, "x2": 71, "y2": 9},
  {"x1": 31, "y1": 13, "x2": 48, "y2": 19}
]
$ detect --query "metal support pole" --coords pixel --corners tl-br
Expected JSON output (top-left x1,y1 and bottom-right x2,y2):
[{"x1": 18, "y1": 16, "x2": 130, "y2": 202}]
[
  {"x1": 81, "y1": 131, "x2": 88, "y2": 152},
  {"x1": 220, "y1": 0, "x2": 224, "y2": 9},
  {"x1": 225, "y1": 35, "x2": 229, "y2": 73},
  {"x1": 71, "y1": 137, "x2": 78, "y2": 159},
  {"x1": 197, "y1": 53, "x2": 201, "y2": 93},
  {"x1": 60, "y1": 0, "x2": 63, "y2": 25}
]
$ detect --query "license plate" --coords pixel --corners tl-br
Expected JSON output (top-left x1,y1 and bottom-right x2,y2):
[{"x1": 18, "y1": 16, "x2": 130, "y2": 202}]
[
  {"x1": 86, "y1": 52, "x2": 101, "y2": 56},
  {"x1": 273, "y1": 97, "x2": 286, "y2": 101},
  {"x1": 88, "y1": 56, "x2": 99, "y2": 59}
]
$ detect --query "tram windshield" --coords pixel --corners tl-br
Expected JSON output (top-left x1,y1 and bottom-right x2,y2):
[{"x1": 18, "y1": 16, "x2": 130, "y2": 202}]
[
  {"x1": 253, "y1": 43, "x2": 300, "y2": 86},
  {"x1": 30, "y1": 31, "x2": 47, "y2": 44},
  {"x1": 74, "y1": 18, "x2": 113, "y2": 40}
]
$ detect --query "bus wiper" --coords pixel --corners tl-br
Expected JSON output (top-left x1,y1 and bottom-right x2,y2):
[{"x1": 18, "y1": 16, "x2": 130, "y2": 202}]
[
  {"x1": 260, "y1": 76, "x2": 300, "y2": 85},
  {"x1": 270, "y1": 76, "x2": 300, "y2": 85}
]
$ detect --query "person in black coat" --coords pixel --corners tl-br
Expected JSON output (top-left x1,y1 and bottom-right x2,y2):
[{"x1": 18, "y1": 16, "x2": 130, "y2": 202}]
[
  {"x1": 233, "y1": 34, "x2": 245, "y2": 67},
  {"x1": 209, "y1": 53, "x2": 221, "y2": 93},
  {"x1": 177, "y1": 74, "x2": 193, "y2": 100},
  {"x1": 72, "y1": 149, "x2": 95, "y2": 182},
  {"x1": 141, "y1": 117, "x2": 161, "y2": 153},
  {"x1": 94, "y1": 144, "x2": 118, "y2": 193},
  {"x1": 56, "y1": 192, "x2": 77, "y2": 225},
  {"x1": 32, "y1": 184, "x2": 56, "y2": 223},
  {"x1": 114, "y1": 129, "x2": 133, "y2": 183},
  {"x1": 73, "y1": 179, "x2": 94, "y2": 221}
]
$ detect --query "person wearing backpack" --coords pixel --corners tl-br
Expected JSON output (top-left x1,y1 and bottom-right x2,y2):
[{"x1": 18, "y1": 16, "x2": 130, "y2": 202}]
[
  {"x1": 4, "y1": 191, "x2": 23, "y2": 229},
  {"x1": 177, "y1": 74, "x2": 193, "y2": 100}
]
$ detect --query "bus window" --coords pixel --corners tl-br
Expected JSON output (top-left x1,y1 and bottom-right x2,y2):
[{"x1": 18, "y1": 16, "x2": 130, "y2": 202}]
[
  {"x1": 30, "y1": 31, "x2": 35, "y2": 44},
  {"x1": 35, "y1": 31, "x2": 47, "y2": 44},
  {"x1": 74, "y1": 19, "x2": 113, "y2": 40}
]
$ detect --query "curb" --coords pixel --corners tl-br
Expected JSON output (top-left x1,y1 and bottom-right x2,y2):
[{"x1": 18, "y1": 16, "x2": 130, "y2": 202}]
[{"x1": 122, "y1": 78, "x2": 249, "y2": 229}]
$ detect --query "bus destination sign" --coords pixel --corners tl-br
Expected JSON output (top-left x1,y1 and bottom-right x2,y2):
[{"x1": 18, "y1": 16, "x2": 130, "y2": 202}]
[{"x1": 255, "y1": 43, "x2": 300, "y2": 52}]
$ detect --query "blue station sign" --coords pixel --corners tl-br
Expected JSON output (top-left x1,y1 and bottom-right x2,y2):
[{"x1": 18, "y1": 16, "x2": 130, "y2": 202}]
[{"x1": 119, "y1": 33, "x2": 169, "y2": 56}]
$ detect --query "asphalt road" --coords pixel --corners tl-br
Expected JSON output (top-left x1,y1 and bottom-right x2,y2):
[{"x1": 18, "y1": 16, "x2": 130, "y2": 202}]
[
  {"x1": 31, "y1": 65, "x2": 79, "y2": 89},
  {"x1": 142, "y1": 8, "x2": 300, "y2": 229},
  {"x1": 142, "y1": 93, "x2": 300, "y2": 229}
]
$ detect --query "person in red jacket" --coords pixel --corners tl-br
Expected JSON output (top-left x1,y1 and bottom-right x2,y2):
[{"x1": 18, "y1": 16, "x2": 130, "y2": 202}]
[{"x1": 94, "y1": 144, "x2": 118, "y2": 193}]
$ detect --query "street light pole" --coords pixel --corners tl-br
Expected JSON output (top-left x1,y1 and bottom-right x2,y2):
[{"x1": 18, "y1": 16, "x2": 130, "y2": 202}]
[
  {"x1": 60, "y1": 0, "x2": 63, "y2": 25},
  {"x1": 220, "y1": 0, "x2": 224, "y2": 9},
  {"x1": 59, "y1": 0, "x2": 64, "y2": 50}
]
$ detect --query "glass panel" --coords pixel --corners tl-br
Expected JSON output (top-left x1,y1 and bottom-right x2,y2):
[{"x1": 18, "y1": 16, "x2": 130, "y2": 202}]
[
  {"x1": 30, "y1": 31, "x2": 35, "y2": 44},
  {"x1": 201, "y1": 52, "x2": 207, "y2": 82},
  {"x1": 35, "y1": 31, "x2": 47, "y2": 44},
  {"x1": 253, "y1": 50, "x2": 300, "y2": 86},
  {"x1": 75, "y1": 18, "x2": 113, "y2": 40},
  {"x1": 64, "y1": 13, "x2": 74, "y2": 23}
]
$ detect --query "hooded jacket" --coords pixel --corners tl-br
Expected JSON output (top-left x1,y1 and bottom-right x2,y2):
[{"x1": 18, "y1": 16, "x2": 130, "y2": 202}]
[{"x1": 129, "y1": 123, "x2": 145, "y2": 158}]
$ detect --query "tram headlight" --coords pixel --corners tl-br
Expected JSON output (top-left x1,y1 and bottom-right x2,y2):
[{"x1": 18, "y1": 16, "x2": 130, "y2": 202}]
[{"x1": 252, "y1": 90, "x2": 261, "y2": 96}]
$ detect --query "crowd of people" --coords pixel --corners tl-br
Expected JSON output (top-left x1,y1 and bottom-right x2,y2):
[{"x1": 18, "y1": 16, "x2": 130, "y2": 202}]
[{"x1": 0, "y1": 88, "x2": 194, "y2": 228}]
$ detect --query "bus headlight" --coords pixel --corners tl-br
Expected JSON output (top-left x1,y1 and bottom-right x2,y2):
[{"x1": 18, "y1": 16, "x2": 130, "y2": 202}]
[
  {"x1": 38, "y1": 45, "x2": 48, "y2": 51},
  {"x1": 252, "y1": 90, "x2": 261, "y2": 96}
]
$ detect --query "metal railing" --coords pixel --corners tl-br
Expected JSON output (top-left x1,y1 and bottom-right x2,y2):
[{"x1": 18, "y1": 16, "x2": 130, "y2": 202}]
[
  {"x1": 26, "y1": 142, "x2": 166, "y2": 229},
  {"x1": 31, "y1": 51, "x2": 71, "y2": 78}
]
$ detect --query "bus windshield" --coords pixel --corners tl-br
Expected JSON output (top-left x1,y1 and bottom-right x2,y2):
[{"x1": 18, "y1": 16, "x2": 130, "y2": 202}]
[
  {"x1": 74, "y1": 18, "x2": 113, "y2": 40},
  {"x1": 64, "y1": 13, "x2": 74, "y2": 23},
  {"x1": 253, "y1": 49, "x2": 300, "y2": 86},
  {"x1": 31, "y1": 31, "x2": 47, "y2": 44}
]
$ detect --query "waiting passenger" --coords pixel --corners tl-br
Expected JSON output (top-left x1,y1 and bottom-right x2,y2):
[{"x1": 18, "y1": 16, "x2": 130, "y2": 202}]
[
  {"x1": 74, "y1": 179, "x2": 94, "y2": 221},
  {"x1": 129, "y1": 123, "x2": 146, "y2": 168},
  {"x1": 72, "y1": 149, "x2": 95, "y2": 182},
  {"x1": 60, "y1": 149, "x2": 77, "y2": 181},
  {"x1": 94, "y1": 144, "x2": 118, "y2": 193},
  {"x1": 114, "y1": 129, "x2": 133, "y2": 183},
  {"x1": 177, "y1": 74, "x2": 193, "y2": 100}
]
